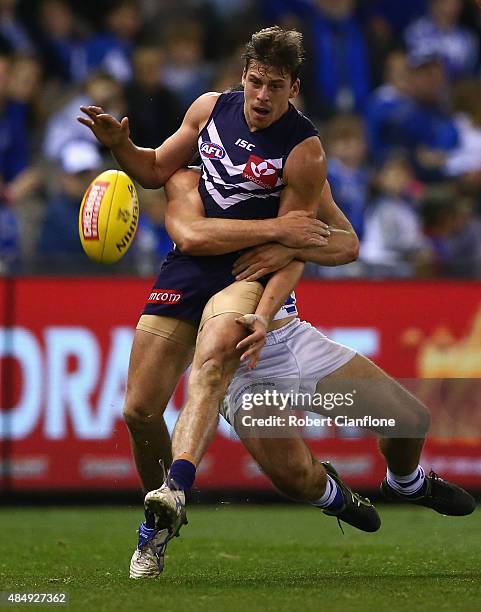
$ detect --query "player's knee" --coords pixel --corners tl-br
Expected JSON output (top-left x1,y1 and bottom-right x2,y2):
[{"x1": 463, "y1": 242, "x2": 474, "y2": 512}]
[
  {"x1": 195, "y1": 354, "x2": 237, "y2": 390},
  {"x1": 123, "y1": 394, "x2": 162, "y2": 430}
]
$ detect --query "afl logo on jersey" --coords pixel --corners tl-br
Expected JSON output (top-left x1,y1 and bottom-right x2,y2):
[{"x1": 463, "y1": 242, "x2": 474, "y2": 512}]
[{"x1": 200, "y1": 142, "x2": 226, "y2": 159}]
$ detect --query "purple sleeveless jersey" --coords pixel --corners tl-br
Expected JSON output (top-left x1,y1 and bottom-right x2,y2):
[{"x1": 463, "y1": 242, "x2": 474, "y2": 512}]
[{"x1": 142, "y1": 91, "x2": 318, "y2": 324}]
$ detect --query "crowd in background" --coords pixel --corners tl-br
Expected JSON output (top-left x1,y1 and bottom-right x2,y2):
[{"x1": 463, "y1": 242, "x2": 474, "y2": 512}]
[{"x1": 0, "y1": 0, "x2": 480, "y2": 278}]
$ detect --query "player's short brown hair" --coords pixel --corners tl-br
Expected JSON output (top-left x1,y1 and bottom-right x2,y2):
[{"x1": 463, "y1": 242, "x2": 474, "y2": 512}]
[{"x1": 242, "y1": 26, "x2": 304, "y2": 81}]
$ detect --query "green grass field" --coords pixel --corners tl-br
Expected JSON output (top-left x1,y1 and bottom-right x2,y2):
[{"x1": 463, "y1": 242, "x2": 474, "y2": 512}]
[{"x1": 0, "y1": 504, "x2": 479, "y2": 611}]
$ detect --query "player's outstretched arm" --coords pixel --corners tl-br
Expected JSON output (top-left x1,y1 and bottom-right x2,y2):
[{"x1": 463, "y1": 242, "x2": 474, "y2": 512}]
[
  {"x1": 164, "y1": 169, "x2": 329, "y2": 254},
  {"x1": 77, "y1": 93, "x2": 218, "y2": 189}
]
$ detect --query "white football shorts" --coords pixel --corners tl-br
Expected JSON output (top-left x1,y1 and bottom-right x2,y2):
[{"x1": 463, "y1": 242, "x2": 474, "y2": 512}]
[{"x1": 221, "y1": 318, "x2": 356, "y2": 426}]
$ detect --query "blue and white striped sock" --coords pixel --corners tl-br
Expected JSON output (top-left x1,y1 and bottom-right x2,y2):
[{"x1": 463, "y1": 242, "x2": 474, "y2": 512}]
[
  {"x1": 310, "y1": 474, "x2": 344, "y2": 511},
  {"x1": 386, "y1": 466, "x2": 426, "y2": 496}
]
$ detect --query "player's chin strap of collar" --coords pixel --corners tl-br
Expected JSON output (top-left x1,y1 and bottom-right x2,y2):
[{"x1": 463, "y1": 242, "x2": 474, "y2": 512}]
[{"x1": 240, "y1": 314, "x2": 269, "y2": 328}]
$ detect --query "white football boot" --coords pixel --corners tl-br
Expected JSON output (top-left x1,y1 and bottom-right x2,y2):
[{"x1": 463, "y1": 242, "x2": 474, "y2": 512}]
[
  {"x1": 144, "y1": 482, "x2": 188, "y2": 538},
  {"x1": 129, "y1": 522, "x2": 170, "y2": 579}
]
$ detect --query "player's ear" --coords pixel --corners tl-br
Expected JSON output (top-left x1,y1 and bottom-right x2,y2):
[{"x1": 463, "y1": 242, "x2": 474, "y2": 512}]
[
  {"x1": 241, "y1": 68, "x2": 247, "y2": 86},
  {"x1": 289, "y1": 78, "x2": 300, "y2": 99}
]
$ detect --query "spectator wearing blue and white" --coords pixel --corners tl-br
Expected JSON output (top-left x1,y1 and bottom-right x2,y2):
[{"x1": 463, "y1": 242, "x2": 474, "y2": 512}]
[
  {"x1": 38, "y1": 140, "x2": 103, "y2": 262},
  {"x1": 367, "y1": 51, "x2": 458, "y2": 181},
  {"x1": 85, "y1": 0, "x2": 142, "y2": 83},
  {"x1": 0, "y1": 52, "x2": 41, "y2": 271},
  {"x1": 361, "y1": 156, "x2": 428, "y2": 277},
  {"x1": 364, "y1": 49, "x2": 413, "y2": 163},
  {"x1": 43, "y1": 71, "x2": 125, "y2": 161},
  {"x1": 325, "y1": 113, "x2": 369, "y2": 239},
  {"x1": 404, "y1": 0, "x2": 478, "y2": 80},
  {"x1": 301, "y1": 0, "x2": 371, "y2": 118},
  {"x1": 0, "y1": 53, "x2": 40, "y2": 204},
  {"x1": 406, "y1": 52, "x2": 459, "y2": 182},
  {"x1": 444, "y1": 79, "x2": 481, "y2": 182}
]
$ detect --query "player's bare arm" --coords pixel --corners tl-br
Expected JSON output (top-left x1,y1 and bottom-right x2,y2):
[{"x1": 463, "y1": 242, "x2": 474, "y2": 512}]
[
  {"x1": 233, "y1": 180, "x2": 359, "y2": 281},
  {"x1": 164, "y1": 168, "x2": 329, "y2": 254},
  {"x1": 235, "y1": 137, "x2": 324, "y2": 366},
  {"x1": 77, "y1": 93, "x2": 219, "y2": 188},
  {"x1": 294, "y1": 180, "x2": 359, "y2": 265}
]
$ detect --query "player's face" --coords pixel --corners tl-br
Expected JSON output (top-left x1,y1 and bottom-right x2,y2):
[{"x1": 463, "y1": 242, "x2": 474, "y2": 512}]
[{"x1": 242, "y1": 63, "x2": 300, "y2": 131}]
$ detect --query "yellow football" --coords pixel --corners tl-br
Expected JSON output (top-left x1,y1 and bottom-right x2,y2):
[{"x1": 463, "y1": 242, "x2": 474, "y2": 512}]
[{"x1": 79, "y1": 169, "x2": 139, "y2": 264}]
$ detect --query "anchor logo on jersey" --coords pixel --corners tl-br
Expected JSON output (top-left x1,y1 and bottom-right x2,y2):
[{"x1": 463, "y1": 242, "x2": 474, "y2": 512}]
[{"x1": 242, "y1": 155, "x2": 278, "y2": 189}]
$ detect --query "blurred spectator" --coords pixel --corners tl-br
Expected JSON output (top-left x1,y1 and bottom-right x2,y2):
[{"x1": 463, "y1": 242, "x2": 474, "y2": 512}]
[
  {"x1": 302, "y1": 0, "x2": 371, "y2": 118},
  {"x1": 364, "y1": 49, "x2": 412, "y2": 163},
  {"x1": 133, "y1": 186, "x2": 173, "y2": 276},
  {"x1": 7, "y1": 54, "x2": 43, "y2": 144},
  {"x1": 0, "y1": 44, "x2": 42, "y2": 266},
  {"x1": 0, "y1": 0, "x2": 32, "y2": 53},
  {"x1": 86, "y1": 0, "x2": 142, "y2": 83},
  {"x1": 445, "y1": 79, "x2": 481, "y2": 179},
  {"x1": 422, "y1": 188, "x2": 481, "y2": 278},
  {"x1": 360, "y1": 156, "x2": 428, "y2": 277},
  {"x1": 161, "y1": 20, "x2": 213, "y2": 111},
  {"x1": 367, "y1": 52, "x2": 458, "y2": 181},
  {"x1": 404, "y1": 0, "x2": 478, "y2": 79},
  {"x1": 407, "y1": 53, "x2": 459, "y2": 181},
  {"x1": 325, "y1": 113, "x2": 369, "y2": 239},
  {"x1": 0, "y1": 52, "x2": 28, "y2": 180},
  {"x1": 37, "y1": 140, "x2": 102, "y2": 264},
  {"x1": 43, "y1": 71, "x2": 125, "y2": 160},
  {"x1": 124, "y1": 45, "x2": 181, "y2": 148},
  {"x1": 33, "y1": 0, "x2": 89, "y2": 84}
]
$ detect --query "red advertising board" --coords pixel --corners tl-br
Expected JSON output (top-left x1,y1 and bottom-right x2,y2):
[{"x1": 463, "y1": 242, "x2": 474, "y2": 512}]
[{"x1": 1, "y1": 277, "x2": 480, "y2": 492}]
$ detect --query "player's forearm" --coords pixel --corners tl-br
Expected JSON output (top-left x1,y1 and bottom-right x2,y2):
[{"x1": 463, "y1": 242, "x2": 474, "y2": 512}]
[
  {"x1": 255, "y1": 260, "x2": 304, "y2": 322},
  {"x1": 294, "y1": 228, "x2": 359, "y2": 266},
  {"x1": 111, "y1": 141, "x2": 165, "y2": 189},
  {"x1": 172, "y1": 217, "x2": 283, "y2": 255}
]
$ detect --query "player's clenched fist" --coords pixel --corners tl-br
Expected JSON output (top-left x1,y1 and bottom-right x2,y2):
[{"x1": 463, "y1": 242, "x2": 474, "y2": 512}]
[{"x1": 77, "y1": 105, "x2": 130, "y2": 149}]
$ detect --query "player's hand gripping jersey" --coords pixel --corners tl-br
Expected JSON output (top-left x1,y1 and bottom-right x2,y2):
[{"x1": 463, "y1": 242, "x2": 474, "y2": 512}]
[{"x1": 142, "y1": 91, "x2": 318, "y2": 323}]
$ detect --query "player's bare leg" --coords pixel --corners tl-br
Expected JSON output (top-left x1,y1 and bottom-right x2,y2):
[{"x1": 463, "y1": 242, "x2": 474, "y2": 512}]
[
  {"x1": 123, "y1": 330, "x2": 193, "y2": 491},
  {"x1": 172, "y1": 313, "x2": 246, "y2": 462},
  {"x1": 143, "y1": 313, "x2": 247, "y2": 547},
  {"x1": 316, "y1": 354, "x2": 475, "y2": 516},
  {"x1": 233, "y1": 407, "x2": 380, "y2": 532},
  {"x1": 315, "y1": 354, "x2": 429, "y2": 473},
  {"x1": 124, "y1": 329, "x2": 193, "y2": 578}
]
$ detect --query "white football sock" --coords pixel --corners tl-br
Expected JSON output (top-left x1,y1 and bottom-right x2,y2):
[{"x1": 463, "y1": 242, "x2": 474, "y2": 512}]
[
  {"x1": 386, "y1": 465, "x2": 425, "y2": 496},
  {"x1": 310, "y1": 474, "x2": 340, "y2": 508}
]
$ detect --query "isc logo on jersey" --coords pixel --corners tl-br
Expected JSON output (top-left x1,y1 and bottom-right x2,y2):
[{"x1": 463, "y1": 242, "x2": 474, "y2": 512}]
[
  {"x1": 79, "y1": 169, "x2": 139, "y2": 264},
  {"x1": 242, "y1": 155, "x2": 278, "y2": 189},
  {"x1": 200, "y1": 142, "x2": 226, "y2": 159}
]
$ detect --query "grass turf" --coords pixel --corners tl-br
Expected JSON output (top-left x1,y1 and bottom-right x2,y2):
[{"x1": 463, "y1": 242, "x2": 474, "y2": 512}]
[{"x1": 0, "y1": 504, "x2": 479, "y2": 612}]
